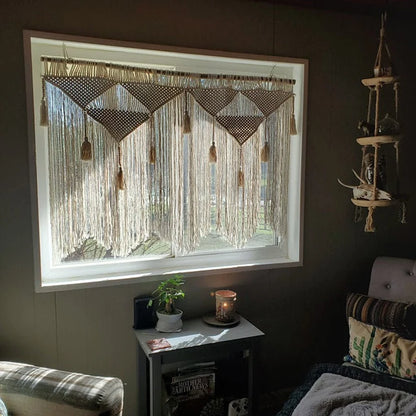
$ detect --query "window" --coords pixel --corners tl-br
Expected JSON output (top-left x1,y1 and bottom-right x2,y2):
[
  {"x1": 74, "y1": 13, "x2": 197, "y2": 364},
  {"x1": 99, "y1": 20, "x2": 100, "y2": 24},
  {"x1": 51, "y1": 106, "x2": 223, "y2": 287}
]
[{"x1": 25, "y1": 31, "x2": 307, "y2": 291}]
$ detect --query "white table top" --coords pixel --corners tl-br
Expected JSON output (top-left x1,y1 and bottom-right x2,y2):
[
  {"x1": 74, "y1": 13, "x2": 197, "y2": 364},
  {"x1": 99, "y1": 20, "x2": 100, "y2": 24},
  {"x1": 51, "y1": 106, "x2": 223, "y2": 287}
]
[{"x1": 134, "y1": 316, "x2": 264, "y2": 357}]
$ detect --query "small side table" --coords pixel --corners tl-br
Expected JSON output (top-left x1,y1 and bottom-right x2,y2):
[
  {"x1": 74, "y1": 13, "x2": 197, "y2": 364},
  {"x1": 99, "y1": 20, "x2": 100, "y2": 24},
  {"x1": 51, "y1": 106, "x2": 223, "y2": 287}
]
[{"x1": 135, "y1": 316, "x2": 264, "y2": 416}]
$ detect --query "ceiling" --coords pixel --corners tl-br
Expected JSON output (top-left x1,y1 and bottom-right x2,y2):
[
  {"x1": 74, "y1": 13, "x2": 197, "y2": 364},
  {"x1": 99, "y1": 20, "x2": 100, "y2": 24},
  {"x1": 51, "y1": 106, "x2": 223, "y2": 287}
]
[{"x1": 253, "y1": 0, "x2": 416, "y2": 15}]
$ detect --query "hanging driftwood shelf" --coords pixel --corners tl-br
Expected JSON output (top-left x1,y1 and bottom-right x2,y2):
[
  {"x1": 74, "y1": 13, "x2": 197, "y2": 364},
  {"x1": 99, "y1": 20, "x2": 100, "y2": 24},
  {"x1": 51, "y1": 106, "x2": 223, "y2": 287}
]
[
  {"x1": 356, "y1": 135, "x2": 401, "y2": 146},
  {"x1": 361, "y1": 76, "x2": 400, "y2": 87},
  {"x1": 338, "y1": 13, "x2": 408, "y2": 232},
  {"x1": 351, "y1": 198, "x2": 399, "y2": 208}
]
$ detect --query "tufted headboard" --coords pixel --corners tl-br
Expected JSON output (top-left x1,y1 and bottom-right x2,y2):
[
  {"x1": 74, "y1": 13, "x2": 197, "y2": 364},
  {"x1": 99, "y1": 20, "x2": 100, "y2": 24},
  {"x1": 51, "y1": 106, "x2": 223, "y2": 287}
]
[{"x1": 369, "y1": 256, "x2": 416, "y2": 303}]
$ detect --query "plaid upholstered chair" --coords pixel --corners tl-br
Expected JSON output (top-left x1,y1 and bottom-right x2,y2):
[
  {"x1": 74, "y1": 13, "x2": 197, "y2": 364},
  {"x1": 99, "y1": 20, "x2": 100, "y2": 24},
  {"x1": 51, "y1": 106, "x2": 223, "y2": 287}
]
[{"x1": 0, "y1": 361, "x2": 123, "y2": 416}]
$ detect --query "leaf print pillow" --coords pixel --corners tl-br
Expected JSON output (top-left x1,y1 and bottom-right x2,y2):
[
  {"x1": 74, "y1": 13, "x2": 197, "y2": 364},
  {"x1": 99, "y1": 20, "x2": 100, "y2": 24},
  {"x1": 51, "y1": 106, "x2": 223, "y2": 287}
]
[{"x1": 346, "y1": 317, "x2": 416, "y2": 380}]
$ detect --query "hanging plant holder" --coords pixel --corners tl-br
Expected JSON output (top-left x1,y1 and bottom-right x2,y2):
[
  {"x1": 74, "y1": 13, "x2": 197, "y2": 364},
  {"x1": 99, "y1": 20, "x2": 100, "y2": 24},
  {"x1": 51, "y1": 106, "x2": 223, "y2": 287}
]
[{"x1": 338, "y1": 12, "x2": 407, "y2": 232}]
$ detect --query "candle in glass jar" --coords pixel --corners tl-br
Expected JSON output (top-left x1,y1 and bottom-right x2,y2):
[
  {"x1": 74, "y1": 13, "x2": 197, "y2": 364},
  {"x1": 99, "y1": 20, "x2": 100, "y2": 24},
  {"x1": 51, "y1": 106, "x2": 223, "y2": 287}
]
[{"x1": 215, "y1": 290, "x2": 237, "y2": 322}]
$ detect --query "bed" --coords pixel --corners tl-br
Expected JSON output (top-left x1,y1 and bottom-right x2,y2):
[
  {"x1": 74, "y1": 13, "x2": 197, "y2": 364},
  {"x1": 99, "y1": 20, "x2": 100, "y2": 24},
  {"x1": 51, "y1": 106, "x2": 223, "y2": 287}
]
[{"x1": 276, "y1": 256, "x2": 416, "y2": 416}]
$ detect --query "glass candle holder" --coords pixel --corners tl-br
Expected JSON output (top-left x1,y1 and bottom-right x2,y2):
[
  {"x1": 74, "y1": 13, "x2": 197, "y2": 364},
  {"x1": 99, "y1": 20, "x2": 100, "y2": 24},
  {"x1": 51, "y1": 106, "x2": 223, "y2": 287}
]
[{"x1": 215, "y1": 290, "x2": 237, "y2": 322}]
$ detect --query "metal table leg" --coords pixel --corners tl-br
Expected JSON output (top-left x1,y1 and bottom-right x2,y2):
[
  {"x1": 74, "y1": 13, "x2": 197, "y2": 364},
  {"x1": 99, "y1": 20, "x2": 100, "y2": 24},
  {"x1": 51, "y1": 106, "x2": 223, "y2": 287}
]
[
  {"x1": 149, "y1": 354, "x2": 162, "y2": 416},
  {"x1": 138, "y1": 345, "x2": 148, "y2": 416}
]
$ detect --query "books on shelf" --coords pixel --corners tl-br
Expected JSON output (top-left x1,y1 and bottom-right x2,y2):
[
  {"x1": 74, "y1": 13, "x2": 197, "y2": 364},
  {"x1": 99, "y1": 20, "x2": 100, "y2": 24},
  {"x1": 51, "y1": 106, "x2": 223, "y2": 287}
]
[
  {"x1": 163, "y1": 362, "x2": 216, "y2": 416},
  {"x1": 170, "y1": 371, "x2": 215, "y2": 400}
]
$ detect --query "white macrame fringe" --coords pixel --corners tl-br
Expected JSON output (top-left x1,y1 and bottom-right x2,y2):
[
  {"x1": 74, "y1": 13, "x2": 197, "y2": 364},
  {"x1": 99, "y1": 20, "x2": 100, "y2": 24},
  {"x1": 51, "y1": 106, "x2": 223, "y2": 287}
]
[{"x1": 45, "y1": 71, "x2": 292, "y2": 261}]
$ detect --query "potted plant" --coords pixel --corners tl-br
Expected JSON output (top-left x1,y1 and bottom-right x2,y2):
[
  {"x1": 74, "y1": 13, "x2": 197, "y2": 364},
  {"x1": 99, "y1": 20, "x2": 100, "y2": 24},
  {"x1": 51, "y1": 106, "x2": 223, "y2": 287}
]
[{"x1": 148, "y1": 274, "x2": 185, "y2": 332}]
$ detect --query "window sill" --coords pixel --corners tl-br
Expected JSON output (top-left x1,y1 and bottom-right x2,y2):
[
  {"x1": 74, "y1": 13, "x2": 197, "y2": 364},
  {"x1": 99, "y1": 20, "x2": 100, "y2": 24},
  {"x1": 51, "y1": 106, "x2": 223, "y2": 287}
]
[{"x1": 36, "y1": 252, "x2": 302, "y2": 292}]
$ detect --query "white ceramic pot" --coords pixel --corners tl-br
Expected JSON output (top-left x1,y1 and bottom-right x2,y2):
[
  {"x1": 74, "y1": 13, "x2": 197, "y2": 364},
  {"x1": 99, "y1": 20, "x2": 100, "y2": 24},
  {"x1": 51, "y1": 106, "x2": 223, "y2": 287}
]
[{"x1": 156, "y1": 309, "x2": 183, "y2": 333}]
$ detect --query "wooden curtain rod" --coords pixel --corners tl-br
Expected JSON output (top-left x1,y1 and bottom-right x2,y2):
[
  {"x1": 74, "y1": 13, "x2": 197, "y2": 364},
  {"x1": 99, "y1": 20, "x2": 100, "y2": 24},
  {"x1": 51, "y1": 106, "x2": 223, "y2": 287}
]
[{"x1": 41, "y1": 56, "x2": 296, "y2": 85}]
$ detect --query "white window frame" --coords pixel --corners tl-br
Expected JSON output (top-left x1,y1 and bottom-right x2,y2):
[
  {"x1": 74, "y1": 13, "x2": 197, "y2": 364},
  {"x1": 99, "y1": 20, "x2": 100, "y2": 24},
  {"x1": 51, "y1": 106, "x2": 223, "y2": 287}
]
[{"x1": 24, "y1": 30, "x2": 308, "y2": 292}]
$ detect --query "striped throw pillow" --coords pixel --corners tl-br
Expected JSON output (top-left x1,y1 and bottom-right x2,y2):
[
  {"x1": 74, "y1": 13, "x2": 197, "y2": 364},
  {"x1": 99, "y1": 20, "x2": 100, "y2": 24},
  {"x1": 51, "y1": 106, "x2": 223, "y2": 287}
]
[{"x1": 346, "y1": 293, "x2": 416, "y2": 340}]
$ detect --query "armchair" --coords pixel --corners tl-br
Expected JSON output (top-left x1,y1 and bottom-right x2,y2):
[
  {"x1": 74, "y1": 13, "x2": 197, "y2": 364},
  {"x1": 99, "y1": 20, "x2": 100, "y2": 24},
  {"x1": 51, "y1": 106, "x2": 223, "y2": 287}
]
[{"x1": 0, "y1": 361, "x2": 123, "y2": 416}]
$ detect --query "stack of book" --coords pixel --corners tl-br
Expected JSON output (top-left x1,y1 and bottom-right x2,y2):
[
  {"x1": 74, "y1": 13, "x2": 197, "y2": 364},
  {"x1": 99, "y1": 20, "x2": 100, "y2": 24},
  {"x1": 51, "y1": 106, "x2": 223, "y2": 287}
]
[{"x1": 163, "y1": 362, "x2": 216, "y2": 416}]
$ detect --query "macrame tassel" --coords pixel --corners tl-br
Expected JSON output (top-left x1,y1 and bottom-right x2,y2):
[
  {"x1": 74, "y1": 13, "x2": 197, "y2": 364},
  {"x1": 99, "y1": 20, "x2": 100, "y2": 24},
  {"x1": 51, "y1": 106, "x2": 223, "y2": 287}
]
[
  {"x1": 149, "y1": 115, "x2": 156, "y2": 164},
  {"x1": 81, "y1": 111, "x2": 92, "y2": 160},
  {"x1": 183, "y1": 92, "x2": 191, "y2": 134},
  {"x1": 149, "y1": 144, "x2": 156, "y2": 164},
  {"x1": 40, "y1": 97, "x2": 48, "y2": 126},
  {"x1": 238, "y1": 168, "x2": 244, "y2": 187},
  {"x1": 290, "y1": 95, "x2": 297, "y2": 135},
  {"x1": 261, "y1": 141, "x2": 270, "y2": 162},
  {"x1": 40, "y1": 78, "x2": 48, "y2": 126},
  {"x1": 209, "y1": 141, "x2": 217, "y2": 163},
  {"x1": 183, "y1": 110, "x2": 191, "y2": 134},
  {"x1": 238, "y1": 146, "x2": 244, "y2": 187},
  {"x1": 364, "y1": 206, "x2": 376, "y2": 232},
  {"x1": 117, "y1": 167, "x2": 125, "y2": 190},
  {"x1": 290, "y1": 114, "x2": 297, "y2": 135},
  {"x1": 81, "y1": 138, "x2": 92, "y2": 160},
  {"x1": 117, "y1": 145, "x2": 125, "y2": 190},
  {"x1": 209, "y1": 120, "x2": 217, "y2": 163}
]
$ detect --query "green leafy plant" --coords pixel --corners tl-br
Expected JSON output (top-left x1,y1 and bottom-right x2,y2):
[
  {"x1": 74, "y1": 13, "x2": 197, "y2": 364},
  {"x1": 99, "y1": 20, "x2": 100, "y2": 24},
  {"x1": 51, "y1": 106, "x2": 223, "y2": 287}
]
[{"x1": 148, "y1": 275, "x2": 185, "y2": 314}]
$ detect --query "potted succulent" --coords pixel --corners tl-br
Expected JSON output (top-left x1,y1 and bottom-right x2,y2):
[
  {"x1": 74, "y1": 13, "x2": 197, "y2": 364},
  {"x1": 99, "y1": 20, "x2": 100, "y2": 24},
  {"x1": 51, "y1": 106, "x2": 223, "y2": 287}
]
[{"x1": 148, "y1": 275, "x2": 185, "y2": 332}]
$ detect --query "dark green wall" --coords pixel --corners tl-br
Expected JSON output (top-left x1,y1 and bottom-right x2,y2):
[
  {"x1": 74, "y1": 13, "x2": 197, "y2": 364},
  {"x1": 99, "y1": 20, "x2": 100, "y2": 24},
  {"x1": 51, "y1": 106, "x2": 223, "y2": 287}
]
[{"x1": 1, "y1": 1, "x2": 415, "y2": 415}]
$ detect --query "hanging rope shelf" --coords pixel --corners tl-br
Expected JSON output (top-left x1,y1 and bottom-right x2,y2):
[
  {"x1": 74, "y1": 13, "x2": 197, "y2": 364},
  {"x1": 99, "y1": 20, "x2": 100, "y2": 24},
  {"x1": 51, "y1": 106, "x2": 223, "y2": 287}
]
[{"x1": 338, "y1": 12, "x2": 407, "y2": 232}]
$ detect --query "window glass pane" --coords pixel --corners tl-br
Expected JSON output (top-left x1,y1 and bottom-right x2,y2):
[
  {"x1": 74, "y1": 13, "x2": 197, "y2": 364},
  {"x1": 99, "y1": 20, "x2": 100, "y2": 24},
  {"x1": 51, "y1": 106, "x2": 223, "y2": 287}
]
[{"x1": 63, "y1": 236, "x2": 171, "y2": 262}]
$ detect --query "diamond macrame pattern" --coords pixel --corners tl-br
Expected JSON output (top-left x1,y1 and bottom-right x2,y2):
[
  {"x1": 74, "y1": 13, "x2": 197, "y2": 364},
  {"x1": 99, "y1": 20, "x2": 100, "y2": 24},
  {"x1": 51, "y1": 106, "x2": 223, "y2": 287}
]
[
  {"x1": 216, "y1": 115, "x2": 265, "y2": 145},
  {"x1": 86, "y1": 108, "x2": 150, "y2": 142},
  {"x1": 45, "y1": 76, "x2": 116, "y2": 109},
  {"x1": 241, "y1": 89, "x2": 293, "y2": 117},
  {"x1": 190, "y1": 88, "x2": 238, "y2": 116},
  {"x1": 121, "y1": 83, "x2": 183, "y2": 113}
]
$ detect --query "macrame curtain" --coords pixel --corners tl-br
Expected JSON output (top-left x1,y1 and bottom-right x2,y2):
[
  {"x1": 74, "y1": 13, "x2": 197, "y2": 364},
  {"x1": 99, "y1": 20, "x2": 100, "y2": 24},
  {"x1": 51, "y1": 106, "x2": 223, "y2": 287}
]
[{"x1": 41, "y1": 57, "x2": 295, "y2": 263}]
